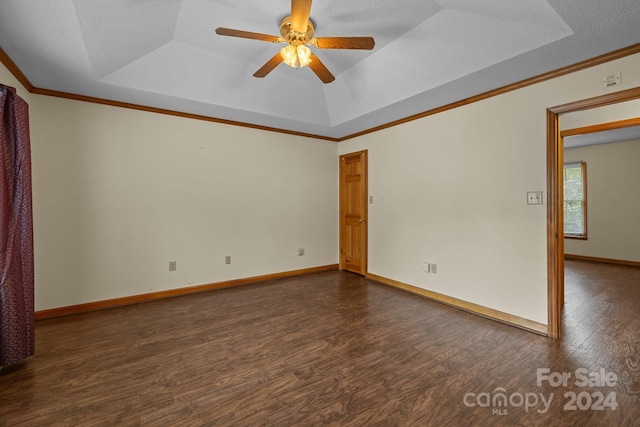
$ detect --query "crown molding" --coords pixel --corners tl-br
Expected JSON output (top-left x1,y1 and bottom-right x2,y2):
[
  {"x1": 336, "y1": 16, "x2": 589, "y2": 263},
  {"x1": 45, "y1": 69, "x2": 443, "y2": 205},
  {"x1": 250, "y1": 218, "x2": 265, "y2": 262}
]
[{"x1": 2, "y1": 43, "x2": 640, "y2": 142}]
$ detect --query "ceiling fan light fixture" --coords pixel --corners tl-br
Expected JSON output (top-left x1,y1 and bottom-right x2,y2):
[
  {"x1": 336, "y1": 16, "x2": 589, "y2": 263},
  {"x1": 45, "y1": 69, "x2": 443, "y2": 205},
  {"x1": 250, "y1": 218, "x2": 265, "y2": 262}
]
[
  {"x1": 296, "y1": 44, "x2": 312, "y2": 67},
  {"x1": 280, "y1": 43, "x2": 312, "y2": 68},
  {"x1": 216, "y1": 2, "x2": 374, "y2": 83}
]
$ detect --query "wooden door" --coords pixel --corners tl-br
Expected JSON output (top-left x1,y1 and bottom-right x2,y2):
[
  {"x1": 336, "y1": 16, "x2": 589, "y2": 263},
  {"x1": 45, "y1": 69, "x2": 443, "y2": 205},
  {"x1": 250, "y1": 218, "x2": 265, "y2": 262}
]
[{"x1": 340, "y1": 150, "x2": 368, "y2": 275}]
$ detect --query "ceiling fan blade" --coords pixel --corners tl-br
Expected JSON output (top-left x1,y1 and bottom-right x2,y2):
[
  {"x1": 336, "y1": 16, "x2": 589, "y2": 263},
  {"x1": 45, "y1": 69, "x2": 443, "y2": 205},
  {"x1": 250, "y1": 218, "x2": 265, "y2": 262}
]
[
  {"x1": 215, "y1": 27, "x2": 282, "y2": 43},
  {"x1": 313, "y1": 36, "x2": 375, "y2": 50},
  {"x1": 253, "y1": 52, "x2": 284, "y2": 78},
  {"x1": 290, "y1": 0, "x2": 312, "y2": 33},
  {"x1": 308, "y1": 54, "x2": 335, "y2": 84}
]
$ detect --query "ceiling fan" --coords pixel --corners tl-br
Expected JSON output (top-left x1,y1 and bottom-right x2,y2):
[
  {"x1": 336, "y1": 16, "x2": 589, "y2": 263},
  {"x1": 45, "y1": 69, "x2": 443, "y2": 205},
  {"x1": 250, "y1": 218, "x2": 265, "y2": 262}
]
[{"x1": 215, "y1": 0, "x2": 375, "y2": 84}]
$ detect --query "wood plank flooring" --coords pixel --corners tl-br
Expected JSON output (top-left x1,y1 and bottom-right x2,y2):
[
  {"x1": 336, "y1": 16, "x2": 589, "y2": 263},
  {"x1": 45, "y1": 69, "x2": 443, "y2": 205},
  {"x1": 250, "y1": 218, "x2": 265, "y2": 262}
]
[{"x1": 1, "y1": 260, "x2": 639, "y2": 426}]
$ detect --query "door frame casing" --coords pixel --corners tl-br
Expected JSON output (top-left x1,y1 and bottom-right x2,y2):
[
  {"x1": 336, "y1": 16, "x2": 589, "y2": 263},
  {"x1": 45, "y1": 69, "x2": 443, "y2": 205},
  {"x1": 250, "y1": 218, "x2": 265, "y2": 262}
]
[
  {"x1": 546, "y1": 86, "x2": 640, "y2": 338},
  {"x1": 339, "y1": 150, "x2": 368, "y2": 275}
]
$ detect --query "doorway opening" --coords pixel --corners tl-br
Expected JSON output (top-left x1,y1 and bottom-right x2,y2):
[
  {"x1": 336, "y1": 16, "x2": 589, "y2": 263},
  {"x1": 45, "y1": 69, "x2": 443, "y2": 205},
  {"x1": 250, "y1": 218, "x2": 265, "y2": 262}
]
[{"x1": 546, "y1": 87, "x2": 640, "y2": 338}]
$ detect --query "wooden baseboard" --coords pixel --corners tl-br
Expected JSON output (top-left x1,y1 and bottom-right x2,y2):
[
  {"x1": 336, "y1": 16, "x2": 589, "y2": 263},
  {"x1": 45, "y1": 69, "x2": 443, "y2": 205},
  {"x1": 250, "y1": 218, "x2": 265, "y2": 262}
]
[
  {"x1": 366, "y1": 273, "x2": 548, "y2": 336},
  {"x1": 35, "y1": 264, "x2": 339, "y2": 320},
  {"x1": 565, "y1": 254, "x2": 640, "y2": 268}
]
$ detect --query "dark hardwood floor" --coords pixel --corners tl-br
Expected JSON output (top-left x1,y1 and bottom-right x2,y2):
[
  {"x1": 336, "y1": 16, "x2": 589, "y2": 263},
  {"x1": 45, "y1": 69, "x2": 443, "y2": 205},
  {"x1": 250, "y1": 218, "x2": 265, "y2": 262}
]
[{"x1": 1, "y1": 260, "x2": 639, "y2": 426}]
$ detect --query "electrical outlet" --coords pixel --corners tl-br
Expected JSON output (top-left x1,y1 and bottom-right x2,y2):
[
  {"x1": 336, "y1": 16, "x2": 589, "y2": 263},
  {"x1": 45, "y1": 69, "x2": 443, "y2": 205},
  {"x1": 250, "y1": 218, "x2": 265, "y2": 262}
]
[
  {"x1": 422, "y1": 261, "x2": 438, "y2": 274},
  {"x1": 225, "y1": 255, "x2": 231, "y2": 265},
  {"x1": 298, "y1": 248, "x2": 305, "y2": 256},
  {"x1": 169, "y1": 261, "x2": 176, "y2": 271}
]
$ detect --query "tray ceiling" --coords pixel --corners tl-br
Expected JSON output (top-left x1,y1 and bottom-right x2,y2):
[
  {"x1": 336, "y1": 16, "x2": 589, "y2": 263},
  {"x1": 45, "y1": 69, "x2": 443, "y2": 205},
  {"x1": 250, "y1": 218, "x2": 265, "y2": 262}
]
[{"x1": 1, "y1": 0, "x2": 639, "y2": 139}]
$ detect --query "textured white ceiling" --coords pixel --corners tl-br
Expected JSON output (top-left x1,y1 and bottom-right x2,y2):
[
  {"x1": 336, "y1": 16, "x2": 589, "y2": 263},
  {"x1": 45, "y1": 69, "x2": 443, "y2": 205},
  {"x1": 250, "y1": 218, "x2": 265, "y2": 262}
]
[
  {"x1": 565, "y1": 126, "x2": 640, "y2": 149},
  {"x1": 0, "y1": 0, "x2": 639, "y2": 139}
]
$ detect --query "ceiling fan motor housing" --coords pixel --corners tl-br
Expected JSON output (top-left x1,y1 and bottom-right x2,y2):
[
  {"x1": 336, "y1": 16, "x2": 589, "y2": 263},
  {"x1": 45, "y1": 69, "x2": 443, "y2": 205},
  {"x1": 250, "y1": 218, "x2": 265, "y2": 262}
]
[{"x1": 279, "y1": 15, "x2": 314, "y2": 45}]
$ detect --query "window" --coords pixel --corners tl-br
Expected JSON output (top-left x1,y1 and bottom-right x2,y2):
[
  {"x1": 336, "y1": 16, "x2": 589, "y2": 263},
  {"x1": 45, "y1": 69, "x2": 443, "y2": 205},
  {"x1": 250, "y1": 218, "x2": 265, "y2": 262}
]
[{"x1": 563, "y1": 162, "x2": 587, "y2": 239}]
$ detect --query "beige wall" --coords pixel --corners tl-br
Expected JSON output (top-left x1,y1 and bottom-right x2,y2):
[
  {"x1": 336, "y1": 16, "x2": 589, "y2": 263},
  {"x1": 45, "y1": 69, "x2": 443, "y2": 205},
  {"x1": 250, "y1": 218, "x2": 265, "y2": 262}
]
[
  {"x1": 564, "y1": 139, "x2": 640, "y2": 262},
  {"x1": 560, "y1": 98, "x2": 640, "y2": 129},
  {"x1": 340, "y1": 53, "x2": 640, "y2": 325},
  {"x1": 1, "y1": 64, "x2": 339, "y2": 310},
  {"x1": 3, "y1": 50, "x2": 640, "y2": 325}
]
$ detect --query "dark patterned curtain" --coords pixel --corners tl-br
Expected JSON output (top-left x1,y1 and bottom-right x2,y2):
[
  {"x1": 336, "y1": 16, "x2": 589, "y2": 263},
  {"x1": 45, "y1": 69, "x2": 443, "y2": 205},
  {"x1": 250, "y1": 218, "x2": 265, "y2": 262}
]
[{"x1": 0, "y1": 85, "x2": 34, "y2": 367}]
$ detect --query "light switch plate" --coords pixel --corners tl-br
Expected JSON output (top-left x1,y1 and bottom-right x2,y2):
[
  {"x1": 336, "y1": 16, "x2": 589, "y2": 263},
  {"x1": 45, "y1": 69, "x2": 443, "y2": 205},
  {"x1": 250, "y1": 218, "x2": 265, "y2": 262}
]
[{"x1": 527, "y1": 191, "x2": 543, "y2": 205}]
